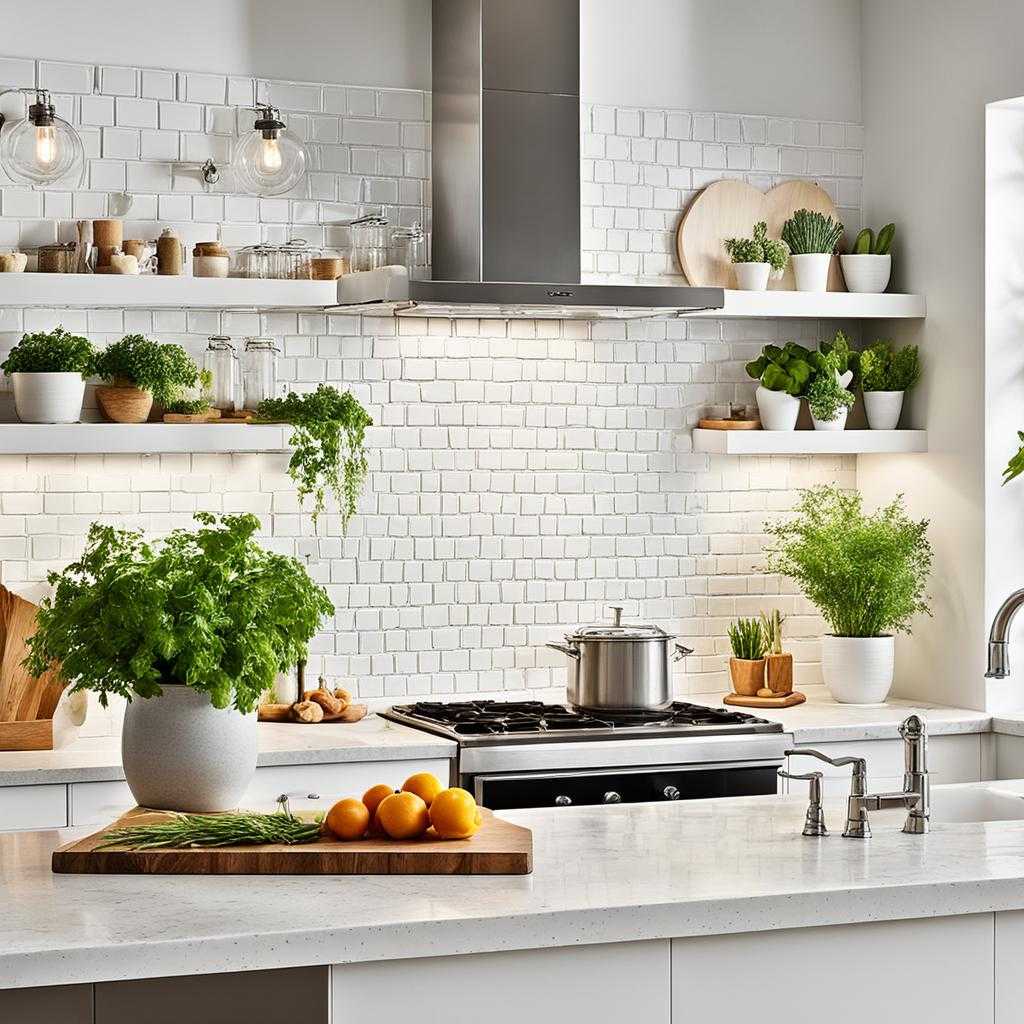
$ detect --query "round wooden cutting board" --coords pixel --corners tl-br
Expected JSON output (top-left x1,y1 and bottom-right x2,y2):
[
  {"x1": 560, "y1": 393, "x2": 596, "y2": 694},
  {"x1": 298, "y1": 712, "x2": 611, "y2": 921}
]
[{"x1": 677, "y1": 179, "x2": 846, "y2": 291}]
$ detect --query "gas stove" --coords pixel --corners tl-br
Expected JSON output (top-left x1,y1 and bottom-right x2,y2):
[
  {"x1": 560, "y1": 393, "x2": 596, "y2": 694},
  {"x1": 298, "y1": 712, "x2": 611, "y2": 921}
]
[{"x1": 381, "y1": 700, "x2": 789, "y2": 810}]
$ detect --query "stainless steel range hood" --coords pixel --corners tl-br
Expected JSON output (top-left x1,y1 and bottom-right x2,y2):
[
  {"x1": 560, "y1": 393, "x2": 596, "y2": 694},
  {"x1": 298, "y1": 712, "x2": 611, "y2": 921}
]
[{"x1": 339, "y1": 0, "x2": 723, "y2": 319}]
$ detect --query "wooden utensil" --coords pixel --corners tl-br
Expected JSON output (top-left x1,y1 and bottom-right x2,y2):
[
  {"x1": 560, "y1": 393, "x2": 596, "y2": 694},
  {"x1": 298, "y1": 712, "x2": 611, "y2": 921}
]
[
  {"x1": 677, "y1": 179, "x2": 845, "y2": 291},
  {"x1": 52, "y1": 807, "x2": 533, "y2": 875},
  {"x1": 697, "y1": 417, "x2": 761, "y2": 430}
]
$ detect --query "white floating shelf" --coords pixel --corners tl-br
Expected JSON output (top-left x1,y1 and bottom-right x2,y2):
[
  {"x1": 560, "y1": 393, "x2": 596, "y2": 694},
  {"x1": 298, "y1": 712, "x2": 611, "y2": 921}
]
[
  {"x1": 693, "y1": 428, "x2": 928, "y2": 455},
  {"x1": 0, "y1": 273, "x2": 340, "y2": 310},
  {"x1": 0, "y1": 423, "x2": 292, "y2": 455},
  {"x1": 684, "y1": 290, "x2": 926, "y2": 319}
]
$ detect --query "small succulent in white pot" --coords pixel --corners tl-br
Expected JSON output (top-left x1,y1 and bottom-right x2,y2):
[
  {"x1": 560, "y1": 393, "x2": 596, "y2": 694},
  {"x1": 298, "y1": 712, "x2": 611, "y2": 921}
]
[
  {"x1": 781, "y1": 209, "x2": 844, "y2": 291},
  {"x1": 723, "y1": 221, "x2": 789, "y2": 291},
  {"x1": 765, "y1": 486, "x2": 932, "y2": 705},
  {"x1": 860, "y1": 341, "x2": 920, "y2": 430},
  {"x1": 840, "y1": 223, "x2": 895, "y2": 293},
  {"x1": 1, "y1": 326, "x2": 96, "y2": 423}
]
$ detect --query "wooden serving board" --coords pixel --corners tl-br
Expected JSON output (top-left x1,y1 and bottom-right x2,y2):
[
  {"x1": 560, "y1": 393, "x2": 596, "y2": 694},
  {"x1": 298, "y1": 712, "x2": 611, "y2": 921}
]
[
  {"x1": 724, "y1": 691, "x2": 806, "y2": 709},
  {"x1": 52, "y1": 807, "x2": 533, "y2": 876}
]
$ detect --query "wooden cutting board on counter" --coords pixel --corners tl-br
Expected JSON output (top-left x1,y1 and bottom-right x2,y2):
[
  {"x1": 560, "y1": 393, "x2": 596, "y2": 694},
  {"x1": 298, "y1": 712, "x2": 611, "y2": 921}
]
[{"x1": 52, "y1": 807, "x2": 533, "y2": 876}]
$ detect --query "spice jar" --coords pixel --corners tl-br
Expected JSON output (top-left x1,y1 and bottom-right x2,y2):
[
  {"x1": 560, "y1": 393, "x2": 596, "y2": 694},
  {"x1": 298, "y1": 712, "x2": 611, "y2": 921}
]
[
  {"x1": 156, "y1": 227, "x2": 184, "y2": 276},
  {"x1": 241, "y1": 338, "x2": 280, "y2": 411},
  {"x1": 204, "y1": 336, "x2": 239, "y2": 412},
  {"x1": 192, "y1": 242, "x2": 230, "y2": 278},
  {"x1": 37, "y1": 242, "x2": 76, "y2": 274},
  {"x1": 389, "y1": 222, "x2": 428, "y2": 280}
]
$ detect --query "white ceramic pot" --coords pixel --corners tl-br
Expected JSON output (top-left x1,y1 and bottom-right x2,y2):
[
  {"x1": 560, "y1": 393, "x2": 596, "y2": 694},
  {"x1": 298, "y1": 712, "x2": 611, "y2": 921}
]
[
  {"x1": 790, "y1": 253, "x2": 832, "y2": 292},
  {"x1": 121, "y1": 683, "x2": 257, "y2": 812},
  {"x1": 821, "y1": 635, "x2": 895, "y2": 704},
  {"x1": 864, "y1": 390, "x2": 905, "y2": 430},
  {"x1": 840, "y1": 253, "x2": 892, "y2": 294},
  {"x1": 733, "y1": 262, "x2": 770, "y2": 291},
  {"x1": 755, "y1": 385, "x2": 800, "y2": 430},
  {"x1": 811, "y1": 405, "x2": 849, "y2": 431},
  {"x1": 11, "y1": 372, "x2": 86, "y2": 423}
]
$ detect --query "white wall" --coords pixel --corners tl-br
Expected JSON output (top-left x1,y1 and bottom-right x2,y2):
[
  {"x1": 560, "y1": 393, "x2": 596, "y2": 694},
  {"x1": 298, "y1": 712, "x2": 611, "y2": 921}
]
[
  {"x1": 0, "y1": 0, "x2": 431, "y2": 89},
  {"x1": 581, "y1": 0, "x2": 862, "y2": 122}
]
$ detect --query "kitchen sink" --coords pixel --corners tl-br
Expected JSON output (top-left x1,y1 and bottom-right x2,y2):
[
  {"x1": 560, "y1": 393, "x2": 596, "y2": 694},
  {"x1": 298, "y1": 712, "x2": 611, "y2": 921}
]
[{"x1": 870, "y1": 782, "x2": 1024, "y2": 825}]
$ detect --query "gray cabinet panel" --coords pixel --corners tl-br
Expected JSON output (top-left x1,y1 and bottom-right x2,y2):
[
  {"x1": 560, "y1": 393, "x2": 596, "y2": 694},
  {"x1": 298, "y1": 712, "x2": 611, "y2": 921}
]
[
  {"x1": 482, "y1": 0, "x2": 579, "y2": 95},
  {"x1": 0, "y1": 983, "x2": 92, "y2": 1023}
]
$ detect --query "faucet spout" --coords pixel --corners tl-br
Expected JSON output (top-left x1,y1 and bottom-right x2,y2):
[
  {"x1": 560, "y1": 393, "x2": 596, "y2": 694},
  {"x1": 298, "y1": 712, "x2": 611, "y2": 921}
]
[{"x1": 986, "y1": 588, "x2": 1024, "y2": 678}]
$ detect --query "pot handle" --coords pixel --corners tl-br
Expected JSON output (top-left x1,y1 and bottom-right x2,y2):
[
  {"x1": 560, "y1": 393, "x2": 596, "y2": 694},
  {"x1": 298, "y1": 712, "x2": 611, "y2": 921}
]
[
  {"x1": 546, "y1": 642, "x2": 580, "y2": 661},
  {"x1": 674, "y1": 644, "x2": 694, "y2": 662}
]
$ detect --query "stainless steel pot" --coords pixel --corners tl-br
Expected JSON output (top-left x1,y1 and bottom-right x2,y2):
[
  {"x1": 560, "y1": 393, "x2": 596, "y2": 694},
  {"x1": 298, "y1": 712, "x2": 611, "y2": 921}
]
[{"x1": 546, "y1": 606, "x2": 693, "y2": 711}]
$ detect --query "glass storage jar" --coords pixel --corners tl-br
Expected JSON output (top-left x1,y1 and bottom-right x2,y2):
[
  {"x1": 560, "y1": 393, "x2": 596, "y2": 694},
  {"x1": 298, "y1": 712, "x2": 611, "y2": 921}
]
[
  {"x1": 349, "y1": 216, "x2": 389, "y2": 272},
  {"x1": 241, "y1": 338, "x2": 280, "y2": 411},
  {"x1": 204, "y1": 336, "x2": 239, "y2": 412},
  {"x1": 389, "y1": 222, "x2": 428, "y2": 279}
]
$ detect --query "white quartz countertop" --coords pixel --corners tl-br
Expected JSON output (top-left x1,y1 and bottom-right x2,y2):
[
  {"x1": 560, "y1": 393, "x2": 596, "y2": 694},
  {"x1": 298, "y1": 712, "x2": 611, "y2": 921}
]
[
  {"x1": 6, "y1": 784, "x2": 1024, "y2": 989},
  {"x1": 0, "y1": 715, "x2": 455, "y2": 787}
]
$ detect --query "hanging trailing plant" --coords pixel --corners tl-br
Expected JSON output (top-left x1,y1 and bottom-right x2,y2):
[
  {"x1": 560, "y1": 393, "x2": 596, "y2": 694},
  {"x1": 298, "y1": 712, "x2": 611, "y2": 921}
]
[{"x1": 257, "y1": 384, "x2": 372, "y2": 529}]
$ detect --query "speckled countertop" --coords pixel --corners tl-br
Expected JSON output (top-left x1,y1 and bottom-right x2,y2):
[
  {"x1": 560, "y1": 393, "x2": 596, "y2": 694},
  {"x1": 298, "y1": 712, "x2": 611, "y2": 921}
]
[
  {"x1": 0, "y1": 715, "x2": 455, "y2": 787},
  {"x1": 6, "y1": 784, "x2": 1024, "y2": 988}
]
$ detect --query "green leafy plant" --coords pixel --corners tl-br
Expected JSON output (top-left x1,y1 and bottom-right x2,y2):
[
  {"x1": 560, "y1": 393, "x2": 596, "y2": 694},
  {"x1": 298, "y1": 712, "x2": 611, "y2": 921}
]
[
  {"x1": 853, "y1": 223, "x2": 896, "y2": 255},
  {"x1": 806, "y1": 362, "x2": 855, "y2": 421},
  {"x1": 728, "y1": 618, "x2": 766, "y2": 660},
  {"x1": 95, "y1": 334, "x2": 200, "y2": 405},
  {"x1": 164, "y1": 397, "x2": 211, "y2": 415},
  {"x1": 745, "y1": 342, "x2": 814, "y2": 396},
  {"x1": 759, "y1": 609, "x2": 784, "y2": 655},
  {"x1": 1003, "y1": 434, "x2": 1024, "y2": 485},
  {"x1": 781, "y1": 209, "x2": 844, "y2": 255},
  {"x1": 816, "y1": 329, "x2": 858, "y2": 381},
  {"x1": 257, "y1": 384, "x2": 372, "y2": 529},
  {"x1": 764, "y1": 486, "x2": 932, "y2": 637},
  {"x1": 723, "y1": 221, "x2": 789, "y2": 273},
  {"x1": 24, "y1": 512, "x2": 334, "y2": 714},
  {"x1": 859, "y1": 342, "x2": 920, "y2": 392},
  {"x1": 98, "y1": 810, "x2": 322, "y2": 850},
  {"x1": 0, "y1": 326, "x2": 95, "y2": 375}
]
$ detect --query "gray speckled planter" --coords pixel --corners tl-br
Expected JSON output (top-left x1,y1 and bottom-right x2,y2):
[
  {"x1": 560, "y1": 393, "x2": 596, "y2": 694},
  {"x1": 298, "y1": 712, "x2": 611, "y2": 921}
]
[{"x1": 121, "y1": 684, "x2": 257, "y2": 812}]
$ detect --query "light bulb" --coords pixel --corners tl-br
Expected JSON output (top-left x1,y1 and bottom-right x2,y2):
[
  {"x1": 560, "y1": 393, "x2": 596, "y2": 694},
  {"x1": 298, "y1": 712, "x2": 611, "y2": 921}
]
[
  {"x1": 34, "y1": 124, "x2": 57, "y2": 168},
  {"x1": 258, "y1": 137, "x2": 282, "y2": 173}
]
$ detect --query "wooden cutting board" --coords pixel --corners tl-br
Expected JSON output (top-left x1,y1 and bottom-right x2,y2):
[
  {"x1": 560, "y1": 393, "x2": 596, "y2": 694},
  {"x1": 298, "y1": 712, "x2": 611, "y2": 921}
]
[
  {"x1": 676, "y1": 179, "x2": 846, "y2": 291},
  {"x1": 52, "y1": 807, "x2": 533, "y2": 876},
  {"x1": 0, "y1": 589, "x2": 63, "y2": 723}
]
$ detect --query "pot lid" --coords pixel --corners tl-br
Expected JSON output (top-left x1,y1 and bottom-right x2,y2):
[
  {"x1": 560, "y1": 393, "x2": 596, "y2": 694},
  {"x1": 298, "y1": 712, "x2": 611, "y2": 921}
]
[{"x1": 566, "y1": 606, "x2": 675, "y2": 642}]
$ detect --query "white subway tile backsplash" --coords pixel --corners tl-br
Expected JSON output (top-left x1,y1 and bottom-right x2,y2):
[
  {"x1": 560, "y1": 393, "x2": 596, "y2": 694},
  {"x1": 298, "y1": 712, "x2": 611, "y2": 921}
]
[
  {"x1": 115, "y1": 97, "x2": 159, "y2": 128},
  {"x1": 39, "y1": 60, "x2": 93, "y2": 94},
  {"x1": 159, "y1": 101, "x2": 203, "y2": 132},
  {"x1": 99, "y1": 65, "x2": 137, "y2": 97},
  {"x1": 101, "y1": 127, "x2": 140, "y2": 159},
  {"x1": 80, "y1": 94, "x2": 115, "y2": 127},
  {"x1": 343, "y1": 118, "x2": 401, "y2": 147},
  {"x1": 180, "y1": 72, "x2": 226, "y2": 105}
]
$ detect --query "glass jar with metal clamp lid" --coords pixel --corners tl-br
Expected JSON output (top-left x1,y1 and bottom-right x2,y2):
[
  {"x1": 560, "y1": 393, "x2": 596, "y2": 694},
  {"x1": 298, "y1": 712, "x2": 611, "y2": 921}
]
[
  {"x1": 241, "y1": 337, "x2": 280, "y2": 411},
  {"x1": 204, "y1": 336, "x2": 239, "y2": 412}
]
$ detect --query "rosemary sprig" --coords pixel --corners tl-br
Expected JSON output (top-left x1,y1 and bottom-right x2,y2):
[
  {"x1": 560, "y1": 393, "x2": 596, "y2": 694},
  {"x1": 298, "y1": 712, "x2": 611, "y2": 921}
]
[{"x1": 96, "y1": 811, "x2": 323, "y2": 850}]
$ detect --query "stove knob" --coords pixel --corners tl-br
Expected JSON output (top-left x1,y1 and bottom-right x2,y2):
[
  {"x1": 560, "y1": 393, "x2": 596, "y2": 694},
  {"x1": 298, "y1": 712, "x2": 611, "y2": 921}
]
[
  {"x1": 554, "y1": 795, "x2": 572, "y2": 807},
  {"x1": 603, "y1": 791, "x2": 622, "y2": 804},
  {"x1": 663, "y1": 786, "x2": 681, "y2": 801}
]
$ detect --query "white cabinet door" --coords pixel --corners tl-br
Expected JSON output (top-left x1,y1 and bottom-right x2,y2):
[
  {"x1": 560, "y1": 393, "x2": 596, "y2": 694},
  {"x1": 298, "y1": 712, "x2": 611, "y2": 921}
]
[
  {"x1": 0, "y1": 784, "x2": 67, "y2": 832},
  {"x1": 332, "y1": 941, "x2": 670, "y2": 1024},
  {"x1": 672, "y1": 915, "x2": 993, "y2": 1024},
  {"x1": 69, "y1": 780, "x2": 136, "y2": 826},
  {"x1": 996, "y1": 910, "x2": 1024, "y2": 1022},
  {"x1": 994, "y1": 734, "x2": 1024, "y2": 780}
]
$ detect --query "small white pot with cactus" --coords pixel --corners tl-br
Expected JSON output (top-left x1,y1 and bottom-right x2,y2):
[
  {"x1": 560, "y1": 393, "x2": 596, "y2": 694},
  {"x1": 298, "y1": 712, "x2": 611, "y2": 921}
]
[
  {"x1": 840, "y1": 224, "x2": 895, "y2": 293},
  {"x1": 723, "y1": 221, "x2": 789, "y2": 291},
  {"x1": 860, "y1": 340, "x2": 920, "y2": 429},
  {"x1": 781, "y1": 209, "x2": 844, "y2": 292}
]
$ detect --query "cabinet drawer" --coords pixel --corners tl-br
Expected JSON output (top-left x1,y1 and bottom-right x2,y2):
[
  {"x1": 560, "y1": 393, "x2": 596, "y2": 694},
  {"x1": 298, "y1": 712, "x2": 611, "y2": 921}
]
[
  {"x1": 0, "y1": 784, "x2": 67, "y2": 832},
  {"x1": 70, "y1": 781, "x2": 136, "y2": 827}
]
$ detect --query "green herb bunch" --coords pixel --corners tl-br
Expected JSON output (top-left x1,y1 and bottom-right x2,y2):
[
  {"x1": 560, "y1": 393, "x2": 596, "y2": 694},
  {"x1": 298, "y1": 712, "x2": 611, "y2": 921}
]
[
  {"x1": 781, "y1": 209, "x2": 844, "y2": 255},
  {"x1": 765, "y1": 486, "x2": 932, "y2": 638},
  {"x1": 859, "y1": 342, "x2": 920, "y2": 392},
  {"x1": 745, "y1": 342, "x2": 814, "y2": 396},
  {"x1": 98, "y1": 811, "x2": 322, "y2": 850},
  {"x1": 164, "y1": 398, "x2": 211, "y2": 415},
  {"x1": 95, "y1": 334, "x2": 201, "y2": 405},
  {"x1": 806, "y1": 361, "x2": 855, "y2": 422},
  {"x1": 25, "y1": 512, "x2": 335, "y2": 713},
  {"x1": 1005, "y1": 433, "x2": 1024, "y2": 485},
  {"x1": 728, "y1": 618, "x2": 766, "y2": 660},
  {"x1": 1, "y1": 326, "x2": 96, "y2": 375},
  {"x1": 257, "y1": 385, "x2": 372, "y2": 529},
  {"x1": 816, "y1": 329, "x2": 858, "y2": 382},
  {"x1": 723, "y1": 221, "x2": 789, "y2": 273}
]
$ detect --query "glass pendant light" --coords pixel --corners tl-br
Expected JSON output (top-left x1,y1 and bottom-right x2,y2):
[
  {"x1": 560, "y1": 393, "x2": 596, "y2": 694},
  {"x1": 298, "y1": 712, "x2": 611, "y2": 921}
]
[
  {"x1": 232, "y1": 106, "x2": 307, "y2": 197},
  {"x1": 0, "y1": 89, "x2": 85, "y2": 187}
]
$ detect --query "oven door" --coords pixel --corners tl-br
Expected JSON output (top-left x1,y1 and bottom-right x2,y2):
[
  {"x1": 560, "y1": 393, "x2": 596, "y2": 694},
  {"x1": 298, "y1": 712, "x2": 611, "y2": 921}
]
[{"x1": 471, "y1": 761, "x2": 780, "y2": 810}]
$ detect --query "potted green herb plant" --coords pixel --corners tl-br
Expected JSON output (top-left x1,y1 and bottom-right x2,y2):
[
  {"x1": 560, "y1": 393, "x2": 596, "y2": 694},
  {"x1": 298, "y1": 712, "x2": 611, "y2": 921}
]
[
  {"x1": 765, "y1": 486, "x2": 932, "y2": 704},
  {"x1": 94, "y1": 334, "x2": 201, "y2": 423},
  {"x1": 859, "y1": 341, "x2": 920, "y2": 429},
  {"x1": 745, "y1": 342, "x2": 814, "y2": 430},
  {"x1": 257, "y1": 384, "x2": 372, "y2": 530},
  {"x1": 759, "y1": 609, "x2": 793, "y2": 695},
  {"x1": 727, "y1": 617, "x2": 766, "y2": 696},
  {"x1": 723, "y1": 221, "x2": 789, "y2": 291},
  {"x1": 25, "y1": 513, "x2": 334, "y2": 812},
  {"x1": 840, "y1": 223, "x2": 895, "y2": 293},
  {"x1": 0, "y1": 326, "x2": 95, "y2": 423},
  {"x1": 781, "y1": 209, "x2": 844, "y2": 292}
]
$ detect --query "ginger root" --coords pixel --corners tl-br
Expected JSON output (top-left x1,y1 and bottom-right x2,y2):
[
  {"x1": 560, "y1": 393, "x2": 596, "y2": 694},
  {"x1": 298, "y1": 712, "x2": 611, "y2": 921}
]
[{"x1": 292, "y1": 700, "x2": 324, "y2": 724}]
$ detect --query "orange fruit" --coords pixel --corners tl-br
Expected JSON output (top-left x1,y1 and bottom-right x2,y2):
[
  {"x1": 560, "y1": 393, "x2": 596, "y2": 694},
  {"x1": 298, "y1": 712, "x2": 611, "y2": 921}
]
[
  {"x1": 429, "y1": 787, "x2": 480, "y2": 840},
  {"x1": 376, "y1": 791, "x2": 430, "y2": 840},
  {"x1": 401, "y1": 771, "x2": 444, "y2": 807},
  {"x1": 324, "y1": 797, "x2": 370, "y2": 841},
  {"x1": 362, "y1": 783, "x2": 396, "y2": 818}
]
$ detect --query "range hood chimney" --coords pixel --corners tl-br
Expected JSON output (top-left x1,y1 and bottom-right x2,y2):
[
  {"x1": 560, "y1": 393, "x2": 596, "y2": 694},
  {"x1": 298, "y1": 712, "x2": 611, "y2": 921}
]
[{"x1": 346, "y1": 0, "x2": 723, "y2": 319}]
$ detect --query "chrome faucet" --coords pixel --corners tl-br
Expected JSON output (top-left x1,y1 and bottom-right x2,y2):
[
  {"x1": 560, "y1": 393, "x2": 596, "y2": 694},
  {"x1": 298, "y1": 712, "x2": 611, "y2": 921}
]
[
  {"x1": 986, "y1": 588, "x2": 1024, "y2": 678},
  {"x1": 786, "y1": 715, "x2": 930, "y2": 838}
]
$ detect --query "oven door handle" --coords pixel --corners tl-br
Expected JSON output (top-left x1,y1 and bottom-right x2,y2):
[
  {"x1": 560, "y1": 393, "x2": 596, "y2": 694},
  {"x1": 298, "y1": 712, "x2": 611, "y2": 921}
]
[{"x1": 546, "y1": 642, "x2": 580, "y2": 660}]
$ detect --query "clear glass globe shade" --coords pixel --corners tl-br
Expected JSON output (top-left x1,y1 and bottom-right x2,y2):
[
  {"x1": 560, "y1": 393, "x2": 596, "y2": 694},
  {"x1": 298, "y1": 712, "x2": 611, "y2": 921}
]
[
  {"x1": 0, "y1": 114, "x2": 84, "y2": 186},
  {"x1": 232, "y1": 128, "x2": 306, "y2": 196}
]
